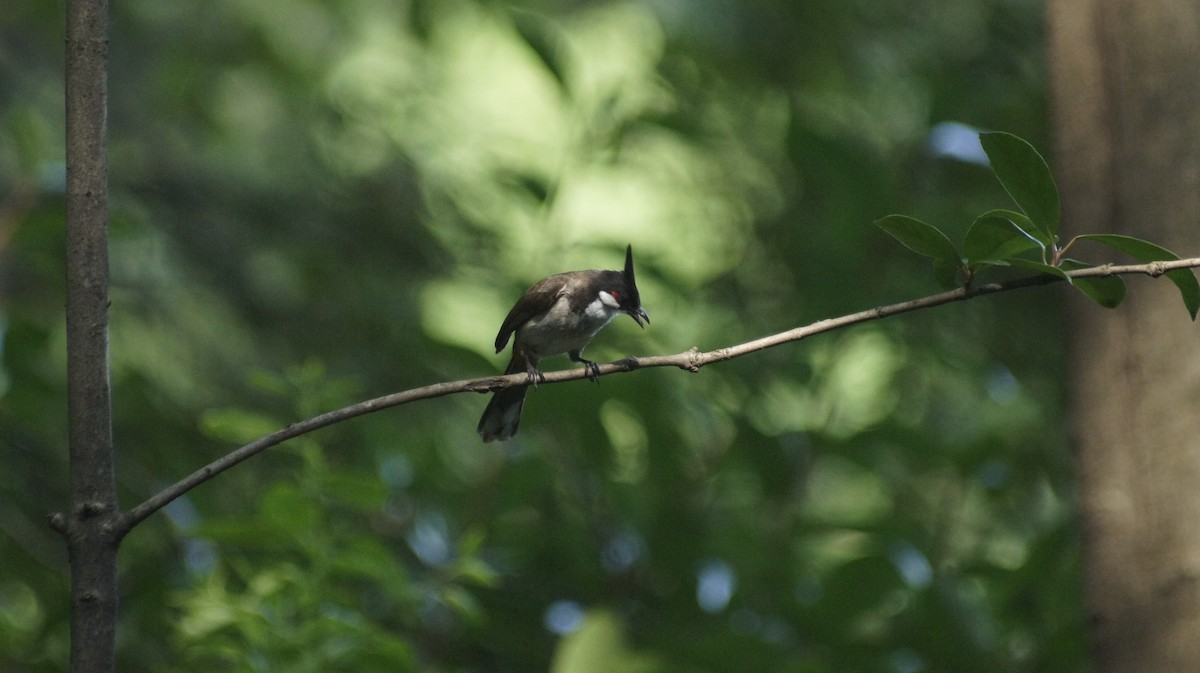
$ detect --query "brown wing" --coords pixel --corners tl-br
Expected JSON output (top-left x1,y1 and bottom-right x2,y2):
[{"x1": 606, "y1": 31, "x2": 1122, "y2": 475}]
[{"x1": 493, "y1": 273, "x2": 569, "y2": 353}]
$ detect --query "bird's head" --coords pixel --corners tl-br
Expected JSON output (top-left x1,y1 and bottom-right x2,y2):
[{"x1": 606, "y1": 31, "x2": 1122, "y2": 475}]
[{"x1": 611, "y1": 244, "x2": 649, "y2": 328}]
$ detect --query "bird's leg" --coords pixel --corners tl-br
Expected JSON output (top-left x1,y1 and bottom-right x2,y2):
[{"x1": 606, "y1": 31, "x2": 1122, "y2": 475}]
[
  {"x1": 568, "y1": 350, "x2": 601, "y2": 383},
  {"x1": 524, "y1": 358, "x2": 546, "y2": 388}
]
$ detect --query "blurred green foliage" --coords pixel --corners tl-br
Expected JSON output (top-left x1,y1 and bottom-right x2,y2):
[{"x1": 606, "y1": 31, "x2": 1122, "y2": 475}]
[{"x1": 1, "y1": 0, "x2": 1088, "y2": 671}]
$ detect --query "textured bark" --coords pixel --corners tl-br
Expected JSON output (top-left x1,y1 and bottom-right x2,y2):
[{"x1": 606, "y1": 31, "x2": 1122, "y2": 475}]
[
  {"x1": 63, "y1": 1, "x2": 120, "y2": 673},
  {"x1": 1048, "y1": 1, "x2": 1200, "y2": 671}
]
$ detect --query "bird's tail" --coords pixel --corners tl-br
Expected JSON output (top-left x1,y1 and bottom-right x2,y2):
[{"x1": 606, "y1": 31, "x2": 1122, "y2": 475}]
[{"x1": 477, "y1": 351, "x2": 531, "y2": 442}]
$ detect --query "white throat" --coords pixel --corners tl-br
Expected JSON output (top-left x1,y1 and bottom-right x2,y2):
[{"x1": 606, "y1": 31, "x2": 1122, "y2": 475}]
[{"x1": 586, "y1": 292, "x2": 623, "y2": 323}]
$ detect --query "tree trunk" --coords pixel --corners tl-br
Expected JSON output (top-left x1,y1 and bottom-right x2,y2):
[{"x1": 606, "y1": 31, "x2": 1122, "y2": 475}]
[
  {"x1": 62, "y1": 1, "x2": 121, "y2": 673},
  {"x1": 1048, "y1": 1, "x2": 1200, "y2": 671}
]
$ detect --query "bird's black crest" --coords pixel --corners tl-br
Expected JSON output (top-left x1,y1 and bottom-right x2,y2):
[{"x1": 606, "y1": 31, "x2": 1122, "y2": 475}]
[{"x1": 623, "y1": 244, "x2": 637, "y2": 289}]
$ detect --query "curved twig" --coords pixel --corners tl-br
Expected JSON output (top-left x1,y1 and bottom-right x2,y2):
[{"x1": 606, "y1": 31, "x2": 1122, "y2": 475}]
[{"x1": 117, "y1": 257, "x2": 1200, "y2": 533}]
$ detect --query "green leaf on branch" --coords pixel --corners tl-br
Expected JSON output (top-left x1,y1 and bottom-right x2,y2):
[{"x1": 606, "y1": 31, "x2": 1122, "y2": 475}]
[
  {"x1": 963, "y1": 211, "x2": 1041, "y2": 270},
  {"x1": 876, "y1": 215, "x2": 960, "y2": 262},
  {"x1": 1061, "y1": 259, "x2": 1126, "y2": 309},
  {"x1": 979, "y1": 132, "x2": 1061, "y2": 241},
  {"x1": 1076, "y1": 234, "x2": 1200, "y2": 319},
  {"x1": 988, "y1": 208, "x2": 1054, "y2": 251},
  {"x1": 876, "y1": 214, "x2": 963, "y2": 286},
  {"x1": 1007, "y1": 258, "x2": 1072, "y2": 283}
]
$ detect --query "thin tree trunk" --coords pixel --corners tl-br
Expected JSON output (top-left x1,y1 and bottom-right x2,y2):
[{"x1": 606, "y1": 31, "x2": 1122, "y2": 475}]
[
  {"x1": 61, "y1": 0, "x2": 120, "y2": 672},
  {"x1": 1048, "y1": 1, "x2": 1200, "y2": 671}
]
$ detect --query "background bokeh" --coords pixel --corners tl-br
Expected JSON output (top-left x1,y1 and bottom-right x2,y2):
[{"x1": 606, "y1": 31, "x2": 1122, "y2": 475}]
[{"x1": 1, "y1": 0, "x2": 1086, "y2": 671}]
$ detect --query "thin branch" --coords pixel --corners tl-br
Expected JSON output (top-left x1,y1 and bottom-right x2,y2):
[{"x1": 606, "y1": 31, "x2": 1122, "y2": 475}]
[{"x1": 118, "y1": 257, "x2": 1200, "y2": 532}]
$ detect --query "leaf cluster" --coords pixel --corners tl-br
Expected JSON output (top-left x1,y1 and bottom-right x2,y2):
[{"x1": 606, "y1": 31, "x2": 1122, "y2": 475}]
[{"x1": 878, "y1": 132, "x2": 1200, "y2": 318}]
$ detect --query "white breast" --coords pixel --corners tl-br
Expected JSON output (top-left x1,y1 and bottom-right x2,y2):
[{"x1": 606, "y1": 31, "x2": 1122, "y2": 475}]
[{"x1": 517, "y1": 293, "x2": 621, "y2": 359}]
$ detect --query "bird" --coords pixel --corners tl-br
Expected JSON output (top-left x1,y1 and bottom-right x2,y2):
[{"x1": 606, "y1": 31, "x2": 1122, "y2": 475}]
[{"x1": 477, "y1": 245, "x2": 650, "y2": 442}]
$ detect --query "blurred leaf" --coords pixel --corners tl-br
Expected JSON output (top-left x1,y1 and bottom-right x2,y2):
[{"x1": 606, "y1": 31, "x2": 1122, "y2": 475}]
[
  {"x1": 818, "y1": 554, "x2": 904, "y2": 621},
  {"x1": 876, "y1": 215, "x2": 962, "y2": 284},
  {"x1": 176, "y1": 572, "x2": 241, "y2": 638},
  {"x1": 1077, "y1": 234, "x2": 1200, "y2": 319},
  {"x1": 458, "y1": 528, "x2": 486, "y2": 557},
  {"x1": 453, "y1": 556, "x2": 499, "y2": 588},
  {"x1": 452, "y1": 529, "x2": 499, "y2": 587},
  {"x1": 199, "y1": 407, "x2": 281, "y2": 444},
  {"x1": 497, "y1": 168, "x2": 553, "y2": 204},
  {"x1": 9, "y1": 107, "x2": 51, "y2": 171},
  {"x1": 550, "y1": 611, "x2": 656, "y2": 673},
  {"x1": 511, "y1": 10, "x2": 569, "y2": 91},
  {"x1": 408, "y1": 0, "x2": 437, "y2": 42},
  {"x1": 328, "y1": 538, "x2": 410, "y2": 585},
  {"x1": 980, "y1": 132, "x2": 1061, "y2": 240},
  {"x1": 322, "y1": 472, "x2": 388, "y2": 510},
  {"x1": 247, "y1": 369, "x2": 293, "y2": 397},
  {"x1": 192, "y1": 518, "x2": 290, "y2": 550},
  {"x1": 1060, "y1": 259, "x2": 1126, "y2": 309},
  {"x1": 261, "y1": 483, "x2": 320, "y2": 537},
  {"x1": 440, "y1": 585, "x2": 485, "y2": 624}
]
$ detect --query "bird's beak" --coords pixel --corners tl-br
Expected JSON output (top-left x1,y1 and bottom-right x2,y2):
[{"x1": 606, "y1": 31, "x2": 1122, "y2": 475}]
[{"x1": 628, "y1": 307, "x2": 649, "y2": 329}]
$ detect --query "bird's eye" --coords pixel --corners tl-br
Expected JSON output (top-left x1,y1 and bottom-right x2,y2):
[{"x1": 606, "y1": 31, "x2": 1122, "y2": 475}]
[{"x1": 611, "y1": 291, "x2": 621, "y2": 300}]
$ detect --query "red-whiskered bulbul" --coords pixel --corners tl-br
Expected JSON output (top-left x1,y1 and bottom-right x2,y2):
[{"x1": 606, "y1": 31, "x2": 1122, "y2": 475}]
[{"x1": 477, "y1": 245, "x2": 650, "y2": 442}]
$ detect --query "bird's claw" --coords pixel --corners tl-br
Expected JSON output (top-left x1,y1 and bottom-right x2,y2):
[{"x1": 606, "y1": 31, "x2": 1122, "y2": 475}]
[
  {"x1": 582, "y1": 360, "x2": 601, "y2": 383},
  {"x1": 525, "y1": 365, "x2": 546, "y2": 388}
]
